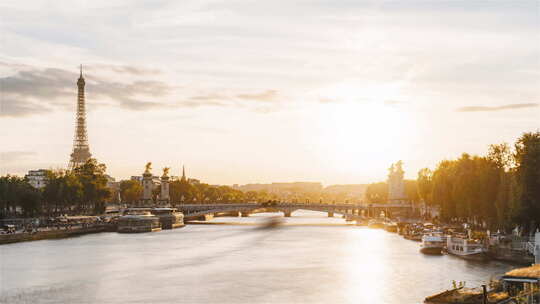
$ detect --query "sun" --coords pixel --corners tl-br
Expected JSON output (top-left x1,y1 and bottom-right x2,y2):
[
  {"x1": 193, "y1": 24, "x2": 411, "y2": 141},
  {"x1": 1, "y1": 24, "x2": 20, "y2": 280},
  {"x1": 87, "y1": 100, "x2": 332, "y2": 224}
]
[{"x1": 310, "y1": 82, "x2": 413, "y2": 177}]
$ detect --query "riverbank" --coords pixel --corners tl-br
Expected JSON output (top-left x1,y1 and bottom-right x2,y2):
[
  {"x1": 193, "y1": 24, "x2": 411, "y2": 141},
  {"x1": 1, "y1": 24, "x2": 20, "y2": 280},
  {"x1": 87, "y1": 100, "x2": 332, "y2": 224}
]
[{"x1": 0, "y1": 225, "x2": 111, "y2": 245}]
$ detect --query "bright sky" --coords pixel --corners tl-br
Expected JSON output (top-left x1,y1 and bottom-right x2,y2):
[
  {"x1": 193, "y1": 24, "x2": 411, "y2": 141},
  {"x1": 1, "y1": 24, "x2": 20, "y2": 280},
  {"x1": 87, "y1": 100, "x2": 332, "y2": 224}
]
[{"x1": 1, "y1": 0, "x2": 539, "y2": 185}]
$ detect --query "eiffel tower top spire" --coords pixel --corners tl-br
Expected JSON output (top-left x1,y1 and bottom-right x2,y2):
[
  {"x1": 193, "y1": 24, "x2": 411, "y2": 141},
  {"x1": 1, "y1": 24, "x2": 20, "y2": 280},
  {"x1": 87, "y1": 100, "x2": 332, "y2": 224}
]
[
  {"x1": 69, "y1": 64, "x2": 91, "y2": 170},
  {"x1": 77, "y1": 64, "x2": 85, "y2": 86}
]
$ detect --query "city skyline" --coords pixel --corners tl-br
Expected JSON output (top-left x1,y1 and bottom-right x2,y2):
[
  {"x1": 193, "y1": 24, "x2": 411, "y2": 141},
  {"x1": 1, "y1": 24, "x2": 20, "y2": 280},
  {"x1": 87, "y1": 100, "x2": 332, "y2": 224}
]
[{"x1": 1, "y1": 1, "x2": 539, "y2": 185}]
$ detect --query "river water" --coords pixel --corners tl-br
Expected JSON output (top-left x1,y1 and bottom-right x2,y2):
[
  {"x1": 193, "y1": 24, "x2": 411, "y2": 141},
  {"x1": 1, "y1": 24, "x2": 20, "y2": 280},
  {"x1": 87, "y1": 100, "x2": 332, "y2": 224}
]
[{"x1": 0, "y1": 210, "x2": 515, "y2": 304}]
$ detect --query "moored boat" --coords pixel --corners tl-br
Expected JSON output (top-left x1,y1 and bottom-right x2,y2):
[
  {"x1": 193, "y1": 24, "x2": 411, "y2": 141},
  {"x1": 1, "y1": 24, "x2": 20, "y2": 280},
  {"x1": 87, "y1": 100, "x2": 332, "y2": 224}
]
[
  {"x1": 384, "y1": 222, "x2": 398, "y2": 233},
  {"x1": 405, "y1": 233, "x2": 422, "y2": 241},
  {"x1": 118, "y1": 209, "x2": 162, "y2": 233},
  {"x1": 151, "y1": 208, "x2": 185, "y2": 229},
  {"x1": 368, "y1": 219, "x2": 384, "y2": 229},
  {"x1": 445, "y1": 235, "x2": 487, "y2": 260},
  {"x1": 355, "y1": 218, "x2": 368, "y2": 226},
  {"x1": 420, "y1": 233, "x2": 446, "y2": 254},
  {"x1": 397, "y1": 222, "x2": 408, "y2": 235}
]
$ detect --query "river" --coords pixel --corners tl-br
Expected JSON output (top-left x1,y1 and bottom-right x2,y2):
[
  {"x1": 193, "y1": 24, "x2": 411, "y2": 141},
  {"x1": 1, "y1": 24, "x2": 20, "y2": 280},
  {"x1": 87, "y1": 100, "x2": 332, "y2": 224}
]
[{"x1": 0, "y1": 210, "x2": 515, "y2": 304}]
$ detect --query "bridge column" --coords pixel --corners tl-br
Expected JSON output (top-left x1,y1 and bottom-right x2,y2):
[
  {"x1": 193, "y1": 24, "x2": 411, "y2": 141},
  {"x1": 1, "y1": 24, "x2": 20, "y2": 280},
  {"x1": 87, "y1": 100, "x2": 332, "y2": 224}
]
[
  {"x1": 328, "y1": 212, "x2": 334, "y2": 217},
  {"x1": 283, "y1": 211, "x2": 291, "y2": 217}
]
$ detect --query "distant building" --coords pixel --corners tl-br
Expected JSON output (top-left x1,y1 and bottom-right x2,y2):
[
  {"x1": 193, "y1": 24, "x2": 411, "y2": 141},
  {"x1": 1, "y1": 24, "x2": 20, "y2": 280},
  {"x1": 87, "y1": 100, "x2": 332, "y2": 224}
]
[
  {"x1": 104, "y1": 174, "x2": 116, "y2": 185},
  {"x1": 104, "y1": 174, "x2": 119, "y2": 190},
  {"x1": 25, "y1": 169, "x2": 49, "y2": 189}
]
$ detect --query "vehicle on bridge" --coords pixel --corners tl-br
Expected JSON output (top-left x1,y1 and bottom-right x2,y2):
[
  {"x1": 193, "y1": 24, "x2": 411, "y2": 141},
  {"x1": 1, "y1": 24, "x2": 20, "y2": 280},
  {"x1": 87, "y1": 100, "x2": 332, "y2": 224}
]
[
  {"x1": 258, "y1": 216, "x2": 284, "y2": 229},
  {"x1": 261, "y1": 201, "x2": 279, "y2": 207}
]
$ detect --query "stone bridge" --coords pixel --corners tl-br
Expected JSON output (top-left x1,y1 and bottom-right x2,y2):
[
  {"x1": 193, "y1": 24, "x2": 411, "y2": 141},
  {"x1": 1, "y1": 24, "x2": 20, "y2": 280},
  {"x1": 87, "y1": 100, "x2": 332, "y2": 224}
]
[{"x1": 176, "y1": 202, "x2": 413, "y2": 221}]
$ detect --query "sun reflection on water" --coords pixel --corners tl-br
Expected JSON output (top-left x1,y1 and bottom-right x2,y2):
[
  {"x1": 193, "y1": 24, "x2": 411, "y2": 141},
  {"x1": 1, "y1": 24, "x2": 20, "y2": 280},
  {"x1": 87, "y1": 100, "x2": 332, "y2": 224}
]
[{"x1": 342, "y1": 228, "x2": 390, "y2": 304}]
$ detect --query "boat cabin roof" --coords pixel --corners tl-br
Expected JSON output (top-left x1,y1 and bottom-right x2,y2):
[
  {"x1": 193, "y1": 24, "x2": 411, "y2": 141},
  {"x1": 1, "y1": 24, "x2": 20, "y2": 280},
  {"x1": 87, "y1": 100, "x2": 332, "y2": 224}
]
[{"x1": 502, "y1": 264, "x2": 540, "y2": 283}]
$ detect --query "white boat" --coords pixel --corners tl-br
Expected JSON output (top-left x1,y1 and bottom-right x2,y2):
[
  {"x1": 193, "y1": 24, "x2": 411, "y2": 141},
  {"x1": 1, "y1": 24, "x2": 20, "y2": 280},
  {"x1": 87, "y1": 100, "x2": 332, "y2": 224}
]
[
  {"x1": 384, "y1": 222, "x2": 398, "y2": 233},
  {"x1": 445, "y1": 235, "x2": 487, "y2": 260},
  {"x1": 420, "y1": 233, "x2": 446, "y2": 254},
  {"x1": 368, "y1": 219, "x2": 384, "y2": 229}
]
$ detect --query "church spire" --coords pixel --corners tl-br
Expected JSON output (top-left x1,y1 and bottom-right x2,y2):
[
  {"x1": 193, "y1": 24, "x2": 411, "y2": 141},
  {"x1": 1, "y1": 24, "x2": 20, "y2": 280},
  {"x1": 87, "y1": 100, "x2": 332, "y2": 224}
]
[
  {"x1": 80, "y1": 64, "x2": 82, "y2": 77},
  {"x1": 181, "y1": 165, "x2": 186, "y2": 182}
]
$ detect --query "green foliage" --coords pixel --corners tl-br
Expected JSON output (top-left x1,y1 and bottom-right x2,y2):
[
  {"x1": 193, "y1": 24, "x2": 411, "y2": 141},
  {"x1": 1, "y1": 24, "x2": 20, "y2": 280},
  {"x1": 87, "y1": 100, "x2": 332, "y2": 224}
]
[
  {"x1": 0, "y1": 175, "x2": 42, "y2": 217},
  {"x1": 45, "y1": 159, "x2": 110, "y2": 215},
  {"x1": 420, "y1": 131, "x2": 540, "y2": 231},
  {"x1": 42, "y1": 170, "x2": 83, "y2": 215},
  {"x1": 513, "y1": 131, "x2": 540, "y2": 231},
  {"x1": 417, "y1": 168, "x2": 433, "y2": 206},
  {"x1": 119, "y1": 180, "x2": 143, "y2": 203},
  {"x1": 405, "y1": 180, "x2": 420, "y2": 204},
  {"x1": 72, "y1": 159, "x2": 111, "y2": 214},
  {"x1": 365, "y1": 182, "x2": 388, "y2": 204}
]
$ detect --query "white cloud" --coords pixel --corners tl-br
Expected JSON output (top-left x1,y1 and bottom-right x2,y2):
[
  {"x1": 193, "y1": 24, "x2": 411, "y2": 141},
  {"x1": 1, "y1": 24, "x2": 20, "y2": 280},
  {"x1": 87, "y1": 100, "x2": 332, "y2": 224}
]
[{"x1": 1, "y1": 0, "x2": 539, "y2": 183}]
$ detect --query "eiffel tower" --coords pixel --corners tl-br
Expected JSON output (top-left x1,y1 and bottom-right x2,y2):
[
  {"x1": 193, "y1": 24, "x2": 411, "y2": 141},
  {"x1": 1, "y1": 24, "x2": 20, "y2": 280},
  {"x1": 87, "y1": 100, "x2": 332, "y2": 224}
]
[{"x1": 68, "y1": 65, "x2": 92, "y2": 170}]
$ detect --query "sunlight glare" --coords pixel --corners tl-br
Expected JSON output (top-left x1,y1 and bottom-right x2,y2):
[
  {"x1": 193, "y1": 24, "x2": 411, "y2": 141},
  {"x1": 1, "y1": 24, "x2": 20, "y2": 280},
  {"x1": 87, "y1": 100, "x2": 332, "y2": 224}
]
[
  {"x1": 342, "y1": 229, "x2": 389, "y2": 304},
  {"x1": 313, "y1": 96, "x2": 413, "y2": 177}
]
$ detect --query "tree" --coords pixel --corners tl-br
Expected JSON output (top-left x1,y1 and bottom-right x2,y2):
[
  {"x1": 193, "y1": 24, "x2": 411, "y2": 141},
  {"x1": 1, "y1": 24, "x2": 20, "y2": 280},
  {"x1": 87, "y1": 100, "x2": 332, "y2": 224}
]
[
  {"x1": 513, "y1": 131, "x2": 540, "y2": 232},
  {"x1": 431, "y1": 160, "x2": 456, "y2": 221},
  {"x1": 245, "y1": 191, "x2": 258, "y2": 202},
  {"x1": 18, "y1": 182, "x2": 41, "y2": 217},
  {"x1": 417, "y1": 168, "x2": 433, "y2": 206},
  {"x1": 0, "y1": 176, "x2": 42, "y2": 218},
  {"x1": 120, "y1": 180, "x2": 143, "y2": 203},
  {"x1": 170, "y1": 179, "x2": 194, "y2": 204},
  {"x1": 404, "y1": 180, "x2": 420, "y2": 205},
  {"x1": 488, "y1": 143, "x2": 514, "y2": 229},
  {"x1": 72, "y1": 159, "x2": 111, "y2": 214},
  {"x1": 192, "y1": 183, "x2": 210, "y2": 203},
  {"x1": 365, "y1": 182, "x2": 388, "y2": 204}
]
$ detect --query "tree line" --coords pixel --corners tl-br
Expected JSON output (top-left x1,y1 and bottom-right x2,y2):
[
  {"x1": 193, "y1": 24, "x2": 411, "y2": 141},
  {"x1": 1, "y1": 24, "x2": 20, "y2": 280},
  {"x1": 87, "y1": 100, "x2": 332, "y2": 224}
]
[
  {"x1": 364, "y1": 180, "x2": 420, "y2": 204},
  {"x1": 118, "y1": 178, "x2": 247, "y2": 205},
  {"x1": 0, "y1": 159, "x2": 111, "y2": 218},
  {"x1": 416, "y1": 131, "x2": 540, "y2": 232},
  {"x1": 3, "y1": 131, "x2": 537, "y2": 224},
  {"x1": 119, "y1": 179, "x2": 351, "y2": 205}
]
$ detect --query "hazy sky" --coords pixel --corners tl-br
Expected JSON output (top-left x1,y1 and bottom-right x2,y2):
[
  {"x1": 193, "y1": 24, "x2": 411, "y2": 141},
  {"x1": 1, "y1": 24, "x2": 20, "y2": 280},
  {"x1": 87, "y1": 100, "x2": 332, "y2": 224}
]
[{"x1": 1, "y1": 0, "x2": 539, "y2": 185}]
